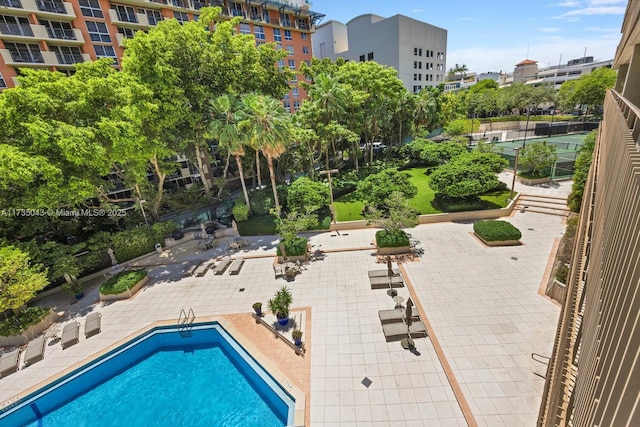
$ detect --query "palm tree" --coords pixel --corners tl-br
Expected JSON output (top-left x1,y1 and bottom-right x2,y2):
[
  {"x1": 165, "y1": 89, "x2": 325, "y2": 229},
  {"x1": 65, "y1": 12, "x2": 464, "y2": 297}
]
[
  {"x1": 240, "y1": 94, "x2": 292, "y2": 217},
  {"x1": 210, "y1": 94, "x2": 251, "y2": 210}
]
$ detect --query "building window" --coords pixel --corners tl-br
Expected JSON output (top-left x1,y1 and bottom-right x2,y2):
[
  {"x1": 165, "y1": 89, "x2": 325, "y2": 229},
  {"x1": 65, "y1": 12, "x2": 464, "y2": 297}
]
[
  {"x1": 414, "y1": 61, "x2": 418, "y2": 69},
  {"x1": 174, "y1": 11, "x2": 189, "y2": 24},
  {"x1": 304, "y1": 60, "x2": 310, "y2": 66},
  {"x1": 301, "y1": 32, "x2": 307, "y2": 39},
  {"x1": 273, "y1": 28, "x2": 281, "y2": 41},
  {"x1": 86, "y1": 21, "x2": 111, "y2": 43},
  {"x1": 231, "y1": 2, "x2": 243, "y2": 17},
  {"x1": 254, "y1": 25, "x2": 265, "y2": 40},
  {"x1": 287, "y1": 59, "x2": 295, "y2": 70},
  {"x1": 249, "y1": 5, "x2": 260, "y2": 20},
  {"x1": 296, "y1": 17, "x2": 309, "y2": 30},
  {"x1": 50, "y1": 45, "x2": 84, "y2": 64},
  {"x1": 367, "y1": 52, "x2": 373, "y2": 60},
  {"x1": 413, "y1": 85, "x2": 418, "y2": 93},
  {"x1": 5, "y1": 42, "x2": 43, "y2": 63},
  {"x1": 275, "y1": 42, "x2": 282, "y2": 50},
  {"x1": 280, "y1": 12, "x2": 290, "y2": 27},
  {"x1": 302, "y1": 46, "x2": 309, "y2": 54},
  {"x1": 283, "y1": 93, "x2": 289, "y2": 101},
  {"x1": 141, "y1": 8, "x2": 162, "y2": 26},
  {"x1": 94, "y1": 44, "x2": 117, "y2": 64},
  {"x1": 291, "y1": 87, "x2": 299, "y2": 98},
  {"x1": 283, "y1": 100, "x2": 291, "y2": 109},
  {"x1": 111, "y1": 5, "x2": 137, "y2": 23},
  {"x1": 239, "y1": 23, "x2": 250, "y2": 34},
  {"x1": 0, "y1": 72, "x2": 5, "y2": 88},
  {"x1": 284, "y1": 29, "x2": 292, "y2": 40},
  {"x1": 118, "y1": 27, "x2": 135, "y2": 39},
  {"x1": 277, "y1": 59, "x2": 284, "y2": 68},
  {"x1": 293, "y1": 100, "x2": 300, "y2": 111},
  {"x1": 286, "y1": 45, "x2": 294, "y2": 55},
  {"x1": 360, "y1": 55, "x2": 365, "y2": 62},
  {"x1": 79, "y1": 0, "x2": 103, "y2": 18},
  {"x1": 418, "y1": 62, "x2": 422, "y2": 69},
  {"x1": 256, "y1": 41, "x2": 265, "y2": 46},
  {"x1": 39, "y1": 20, "x2": 75, "y2": 40},
  {"x1": 290, "y1": 74, "x2": 297, "y2": 83}
]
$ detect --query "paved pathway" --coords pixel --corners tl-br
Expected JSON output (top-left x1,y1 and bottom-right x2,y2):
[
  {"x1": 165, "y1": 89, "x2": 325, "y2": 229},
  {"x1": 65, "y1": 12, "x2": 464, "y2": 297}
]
[{"x1": 0, "y1": 179, "x2": 570, "y2": 426}]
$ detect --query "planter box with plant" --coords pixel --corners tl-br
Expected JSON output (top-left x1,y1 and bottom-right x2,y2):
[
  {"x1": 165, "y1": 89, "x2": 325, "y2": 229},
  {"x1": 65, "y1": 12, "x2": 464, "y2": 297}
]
[
  {"x1": 292, "y1": 329, "x2": 303, "y2": 347},
  {"x1": 473, "y1": 220, "x2": 522, "y2": 246},
  {"x1": 99, "y1": 269, "x2": 149, "y2": 301},
  {"x1": 252, "y1": 302, "x2": 263, "y2": 316},
  {"x1": 268, "y1": 286, "x2": 293, "y2": 326}
]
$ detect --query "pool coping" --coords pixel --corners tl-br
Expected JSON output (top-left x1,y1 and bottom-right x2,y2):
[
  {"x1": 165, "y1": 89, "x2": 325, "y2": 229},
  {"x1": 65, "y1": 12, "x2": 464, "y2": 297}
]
[{"x1": 0, "y1": 316, "x2": 306, "y2": 427}]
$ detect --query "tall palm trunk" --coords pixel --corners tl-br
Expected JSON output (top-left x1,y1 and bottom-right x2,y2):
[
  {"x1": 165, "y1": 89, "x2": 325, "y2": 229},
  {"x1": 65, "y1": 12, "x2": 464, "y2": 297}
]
[
  {"x1": 267, "y1": 155, "x2": 280, "y2": 217},
  {"x1": 255, "y1": 149, "x2": 262, "y2": 188},
  {"x1": 194, "y1": 144, "x2": 211, "y2": 195},
  {"x1": 235, "y1": 154, "x2": 251, "y2": 210},
  {"x1": 215, "y1": 151, "x2": 231, "y2": 199}
]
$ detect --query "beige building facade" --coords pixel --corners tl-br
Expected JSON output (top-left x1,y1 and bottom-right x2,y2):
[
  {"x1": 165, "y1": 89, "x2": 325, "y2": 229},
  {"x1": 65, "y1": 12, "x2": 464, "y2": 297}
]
[{"x1": 537, "y1": 1, "x2": 640, "y2": 426}]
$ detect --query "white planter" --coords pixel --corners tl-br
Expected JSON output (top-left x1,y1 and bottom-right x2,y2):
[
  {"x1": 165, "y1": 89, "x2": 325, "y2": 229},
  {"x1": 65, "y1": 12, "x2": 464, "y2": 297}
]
[
  {"x1": 100, "y1": 275, "x2": 149, "y2": 301},
  {"x1": 516, "y1": 175, "x2": 551, "y2": 186},
  {"x1": 377, "y1": 246, "x2": 411, "y2": 255}
]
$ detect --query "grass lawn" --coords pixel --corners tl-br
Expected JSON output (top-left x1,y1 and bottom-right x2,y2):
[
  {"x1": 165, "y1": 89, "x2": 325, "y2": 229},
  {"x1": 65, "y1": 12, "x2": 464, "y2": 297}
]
[
  {"x1": 334, "y1": 167, "x2": 511, "y2": 220},
  {"x1": 237, "y1": 214, "x2": 277, "y2": 235}
]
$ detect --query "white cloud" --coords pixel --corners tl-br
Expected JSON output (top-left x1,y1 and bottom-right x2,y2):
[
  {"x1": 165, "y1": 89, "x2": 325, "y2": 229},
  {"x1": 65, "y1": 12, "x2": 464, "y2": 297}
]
[
  {"x1": 456, "y1": 17, "x2": 472, "y2": 22},
  {"x1": 551, "y1": 0, "x2": 580, "y2": 6},
  {"x1": 539, "y1": 27, "x2": 561, "y2": 33},
  {"x1": 588, "y1": 0, "x2": 626, "y2": 5},
  {"x1": 557, "y1": 6, "x2": 626, "y2": 17}
]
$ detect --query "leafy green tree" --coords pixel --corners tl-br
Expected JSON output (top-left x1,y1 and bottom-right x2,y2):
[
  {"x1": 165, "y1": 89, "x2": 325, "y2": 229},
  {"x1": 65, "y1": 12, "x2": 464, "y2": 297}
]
[
  {"x1": 356, "y1": 169, "x2": 417, "y2": 207},
  {"x1": 0, "y1": 246, "x2": 49, "y2": 314},
  {"x1": 413, "y1": 86, "x2": 440, "y2": 134},
  {"x1": 569, "y1": 67, "x2": 617, "y2": 114},
  {"x1": 287, "y1": 177, "x2": 330, "y2": 214},
  {"x1": 568, "y1": 131, "x2": 597, "y2": 212},
  {"x1": 430, "y1": 152, "x2": 507, "y2": 198},
  {"x1": 420, "y1": 141, "x2": 467, "y2": 166},
  {"x1": 232, "y1": 199, "x2": 250, "y2": 222},
  {"x1": 364, "y1": 191, "x2": 418, "y2": 234},
  {"x1": 444, "y1": 118, "x2": 479, "y2": 137},
  {"x1": 519, "y1": 141, "x2": 558, "y2": 177}
]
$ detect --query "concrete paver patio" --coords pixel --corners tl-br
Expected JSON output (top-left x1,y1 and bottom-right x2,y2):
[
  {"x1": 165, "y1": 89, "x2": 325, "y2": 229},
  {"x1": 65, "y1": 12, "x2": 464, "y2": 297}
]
[{"x1": 0, "y1": 174, "x2": 568, "y2": 426}]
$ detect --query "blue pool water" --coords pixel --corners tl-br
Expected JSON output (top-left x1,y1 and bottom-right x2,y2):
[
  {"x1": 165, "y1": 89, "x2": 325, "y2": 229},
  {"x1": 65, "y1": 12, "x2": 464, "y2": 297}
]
[{"x1": 0, "y1": 324, "x2": 294, "y2": 426}]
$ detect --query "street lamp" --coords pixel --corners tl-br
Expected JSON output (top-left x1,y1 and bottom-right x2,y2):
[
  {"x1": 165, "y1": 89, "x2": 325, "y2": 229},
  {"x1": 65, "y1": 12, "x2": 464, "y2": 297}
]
[
  {"x1": 522, "y1": 105, "x2": 531, "y2": 148},
  {"x1": 318, "y1": 168, "x2": 339, "y2": 223},
  {"x1": 138, "y1": 199, "x2": 149, "y2": 228},
  {"x1": 510, "y1": 147, "x2": 521, "y2": 201}
]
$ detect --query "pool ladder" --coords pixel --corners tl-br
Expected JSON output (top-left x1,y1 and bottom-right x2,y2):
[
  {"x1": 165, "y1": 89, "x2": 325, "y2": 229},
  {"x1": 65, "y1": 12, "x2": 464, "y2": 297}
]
[{"x1": 178, "y1": 308, "x2": 195, "y2": 337}]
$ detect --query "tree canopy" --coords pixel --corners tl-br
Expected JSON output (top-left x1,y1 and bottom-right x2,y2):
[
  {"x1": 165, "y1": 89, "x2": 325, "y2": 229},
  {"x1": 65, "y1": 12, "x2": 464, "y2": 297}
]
[{"x1": 356, "y1": 169, "x2": 418, "y2": 207}]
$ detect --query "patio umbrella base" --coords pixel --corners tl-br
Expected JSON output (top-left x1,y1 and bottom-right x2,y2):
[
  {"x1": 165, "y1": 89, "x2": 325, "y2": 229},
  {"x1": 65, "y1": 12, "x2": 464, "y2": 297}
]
[
  {"x1": 401, "y1": 337, "x2": 415, "y2": 349},
  {"x1": 387, "y1": 289, "x2": 398, "y2": 297}
]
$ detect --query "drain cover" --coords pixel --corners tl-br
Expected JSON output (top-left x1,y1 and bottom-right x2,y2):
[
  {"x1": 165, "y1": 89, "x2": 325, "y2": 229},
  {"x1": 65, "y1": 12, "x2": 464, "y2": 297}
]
[
  {"x1": 361, "y1": 377, "x2": 372, "y2": 388},
  {"x1": 511, "y1": 257, "x2": 518, "y2": 261},
  {"x1": 239, "y1": 288, "x2": 245, "y2": 292}
]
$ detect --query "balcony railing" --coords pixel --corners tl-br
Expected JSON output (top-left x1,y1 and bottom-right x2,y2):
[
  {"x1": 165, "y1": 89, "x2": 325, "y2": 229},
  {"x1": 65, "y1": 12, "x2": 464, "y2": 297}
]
[
  {"x1": 0, "y1": 22, "x2": 33, "y2": 36},
  {"x1": 192, "y1": 0, "x2": 206, "y2": 10},
  {"x1": 149, "y1": 0, "x2": 167, "y2": 4},
  {"x1": 36, "y1": 0, "x2": 66, "y2": 14},
  {"x1": 0, "y1": 0, "x2": 23, "y2": 8},
  {"x1": 231, "y1": 8, "x2": 244, "y2": 17},
  {"x1": 171, "y1": 0, "x2": 187, "y2": 8},
  {"x1": 9, "y1": 50, "x2": 44, "y2": 63},
  {"x1": 55, "y1": 52, "x2": 83, "y2": 64},
  {"x1": 45, "y1": 26, "x2": 75, "y2": 40}
]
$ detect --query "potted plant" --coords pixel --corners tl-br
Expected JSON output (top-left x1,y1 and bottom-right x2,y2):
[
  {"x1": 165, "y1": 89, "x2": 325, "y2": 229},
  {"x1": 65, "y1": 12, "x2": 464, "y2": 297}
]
[
  {"x1": 252, "y1": 302, "x2": 263, "y2": 316},
  {"x1": 292, "y1": 329, "x2": 303, "y2": 347},
  {"x1": 268, "y1": 285, "x2": 293, "y2": 326}
]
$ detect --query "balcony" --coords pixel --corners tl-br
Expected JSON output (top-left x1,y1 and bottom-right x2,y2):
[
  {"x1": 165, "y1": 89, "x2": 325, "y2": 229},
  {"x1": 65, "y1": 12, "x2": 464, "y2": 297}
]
[
  {"x1": 11, "y1": 0, "x2": 76, "y2": 20},
  {"x1": 55, "y1": 52, "x2": 90, "y2": 67},
  {"x1": 44, "y1": 26, "x2": 83, "y2": 44},
  {"x1": 0, "y1": 48, "x2": 57, "y2": 67},
  {"x1": 108, "y1": 8, "x2": 150, "y2": 28},
  {"x1": 0, "y1": 0, "x2": 30, "y2": 16},
  {"x1": 171, "y1": 0, "x2": 187, "y2": 8}
]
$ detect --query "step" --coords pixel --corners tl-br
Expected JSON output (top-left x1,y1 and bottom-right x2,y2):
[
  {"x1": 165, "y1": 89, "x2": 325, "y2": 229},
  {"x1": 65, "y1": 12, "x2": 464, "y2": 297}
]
[
  {"x1": 516, "y1": 200, "x2": 569, "y2": 210},
  {"x1": 519, "y1": 194, "x2": 568, "y2": 201},
  {"x1": 517, "y1": 206, "x2": 570, "y2": 217}
]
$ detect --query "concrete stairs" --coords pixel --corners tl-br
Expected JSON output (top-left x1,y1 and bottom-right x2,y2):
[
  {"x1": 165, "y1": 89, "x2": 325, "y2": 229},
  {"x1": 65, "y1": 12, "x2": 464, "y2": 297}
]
[{"x1": 515, "y1": 194, "x2": 570, "y2": 217}]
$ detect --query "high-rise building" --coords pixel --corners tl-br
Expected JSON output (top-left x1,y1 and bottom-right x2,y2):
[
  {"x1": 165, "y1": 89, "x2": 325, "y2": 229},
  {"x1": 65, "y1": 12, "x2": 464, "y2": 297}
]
[
  {"x1": 0, "y1": 0, "x2": 324, "y2": 111},
  {"x1": 537, "y1": 1, "x2": 640, "y2": 426},
  {"x1": 312, "y1": 14, "x2": 447, "y2": 93}
]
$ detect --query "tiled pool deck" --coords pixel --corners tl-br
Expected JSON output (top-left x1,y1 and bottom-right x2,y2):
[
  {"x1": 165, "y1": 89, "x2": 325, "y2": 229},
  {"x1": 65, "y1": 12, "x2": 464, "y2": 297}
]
[{"x1": 0, "y1": 174, "x2": 571, "y2": 426}]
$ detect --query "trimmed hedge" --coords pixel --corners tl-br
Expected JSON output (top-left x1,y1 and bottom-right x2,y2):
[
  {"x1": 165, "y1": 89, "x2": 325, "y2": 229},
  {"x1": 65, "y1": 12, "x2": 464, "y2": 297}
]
[
  {"x1": 0, "y1": 306, "x2": 50, "y2": 336},
  {"x1": 100, "y1": 269, "x2": 147, "y2": 295},
  {"x1": 473, "y1": 220, "x2": 522, "y2": 242},
  {"x1": 376, "y1": 230, "x2": 410, "y2": 248},
  {"x1": 276, "y1": 236, "x2": 308, "y2": 257}
]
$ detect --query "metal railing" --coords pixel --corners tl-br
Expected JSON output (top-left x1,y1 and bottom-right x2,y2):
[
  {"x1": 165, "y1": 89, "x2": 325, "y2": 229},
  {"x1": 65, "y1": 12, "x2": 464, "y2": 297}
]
[
  {"x1": 178, "y1": 308, "x2": 195, "y2": 337},
  {"x1": 56, "y1": 52, "x2": 83, "y2": 64},
  {"x1": 9, "y1": 50, "x2": 44, "y2": 63},
  {"x1": 0, "y1": 0, "x2": 23, "y2": 8},
  {"x1": 36, "y1": 0, "x2": 67, "y2": 14},
  {"x1": 46, "y1": 26, "x2": 75, "y2": 40},
  {"x1": 0, "y1": 22, "x2": 33, "y2": 36}
]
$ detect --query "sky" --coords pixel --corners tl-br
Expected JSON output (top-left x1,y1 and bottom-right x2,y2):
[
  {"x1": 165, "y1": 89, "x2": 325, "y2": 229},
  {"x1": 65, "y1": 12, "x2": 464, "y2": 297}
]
[{"x1": 309, "y1": 0, "x2": 627, "y2": 74}]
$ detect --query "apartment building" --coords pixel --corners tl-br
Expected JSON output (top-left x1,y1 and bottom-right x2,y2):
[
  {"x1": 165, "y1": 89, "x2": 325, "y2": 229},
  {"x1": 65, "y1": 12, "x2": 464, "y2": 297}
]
[
  {"x1": 537, "y1": 1, "x2": 640, "y2": 426},
  {"x1": 312, "y1": 14, "x2": 447, "y2": 93},
  {"x1": 0, "y1": 0, "x2": 324, "y2": 111}
]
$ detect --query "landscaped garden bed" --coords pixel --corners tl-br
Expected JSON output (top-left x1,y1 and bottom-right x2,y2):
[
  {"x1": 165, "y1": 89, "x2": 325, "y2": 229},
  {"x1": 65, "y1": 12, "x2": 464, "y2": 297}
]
[
  {"x1": 473, "y1": 220, "x2": 522, "y2": 246},
  {"x1": 375, "y1": 230, "x2": 411, "y2": 255},
  {"x1": 99, "y1": 269, "x2": 149, "y2": 301},
  {"x1": 0, "y1": 308, "x2": 60, "y2": 347}
]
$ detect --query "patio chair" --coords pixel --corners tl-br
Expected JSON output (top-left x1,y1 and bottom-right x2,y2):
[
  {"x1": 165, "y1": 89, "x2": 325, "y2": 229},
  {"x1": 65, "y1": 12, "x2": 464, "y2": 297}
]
[
  {"x1": 24, "y1": 335, "x2": 46, "y2": 365},
  {"x1": 228, "y1": 257, "x2": 244, "y2": 275},
  {"x1": 378, "y1": 308, "x2": 420, "y2": 324},
  {"x1": 382, "y1": 321, "x2": 428, "y2": 342},
  {"x1": 213, "y1": 257, "x2": 232, "y2": 275},
  {"x1": 274, "y1": 265, "x2": 284, "y2": 279},
  {"x1": 0, "y1": 348, "x2": 21, "y2": 377},
  {"x1": 369, "y1": 275, "x2": 404, "y2": 289},
  {"x1": 61, "y1": 322, "x2": 80, "y2": 349},
  {"x1": 85, "y1": 312, "x2": 102, "y2": 338}
]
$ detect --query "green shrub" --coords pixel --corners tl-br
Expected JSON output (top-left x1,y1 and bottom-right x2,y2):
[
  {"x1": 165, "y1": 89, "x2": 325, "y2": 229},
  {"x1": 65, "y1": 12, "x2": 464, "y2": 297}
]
[
  {"x1": 375, "y1": 230, "x2": 410, "y2": 248},
  {"x1": 232, "y1": 200, "x2": 250, "y2": 222},
  {"x1": 150, "y1": 221, "x2": 177, "y2": 244},
  {"x1": 100, "y1": 269, "x2": 147, "y2": 295},
  {"x1": 555, "y1": 263, "x2": 569, "y2": 283},
  {"x1": 0, "y1": 307, "x2": 50, "y2": 336},
  {"x1": 473, "y1": 220, "x2": 522, "y2": 242},
  {"x1": 277, "y1": 236, "x2": 308, "y2": 257}
]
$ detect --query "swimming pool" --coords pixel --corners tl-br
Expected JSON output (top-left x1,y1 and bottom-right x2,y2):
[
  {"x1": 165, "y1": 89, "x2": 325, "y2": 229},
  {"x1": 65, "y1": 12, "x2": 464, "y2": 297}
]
[{"x1": 0, "y1": 323, "x2": 295, "y2": 426}]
